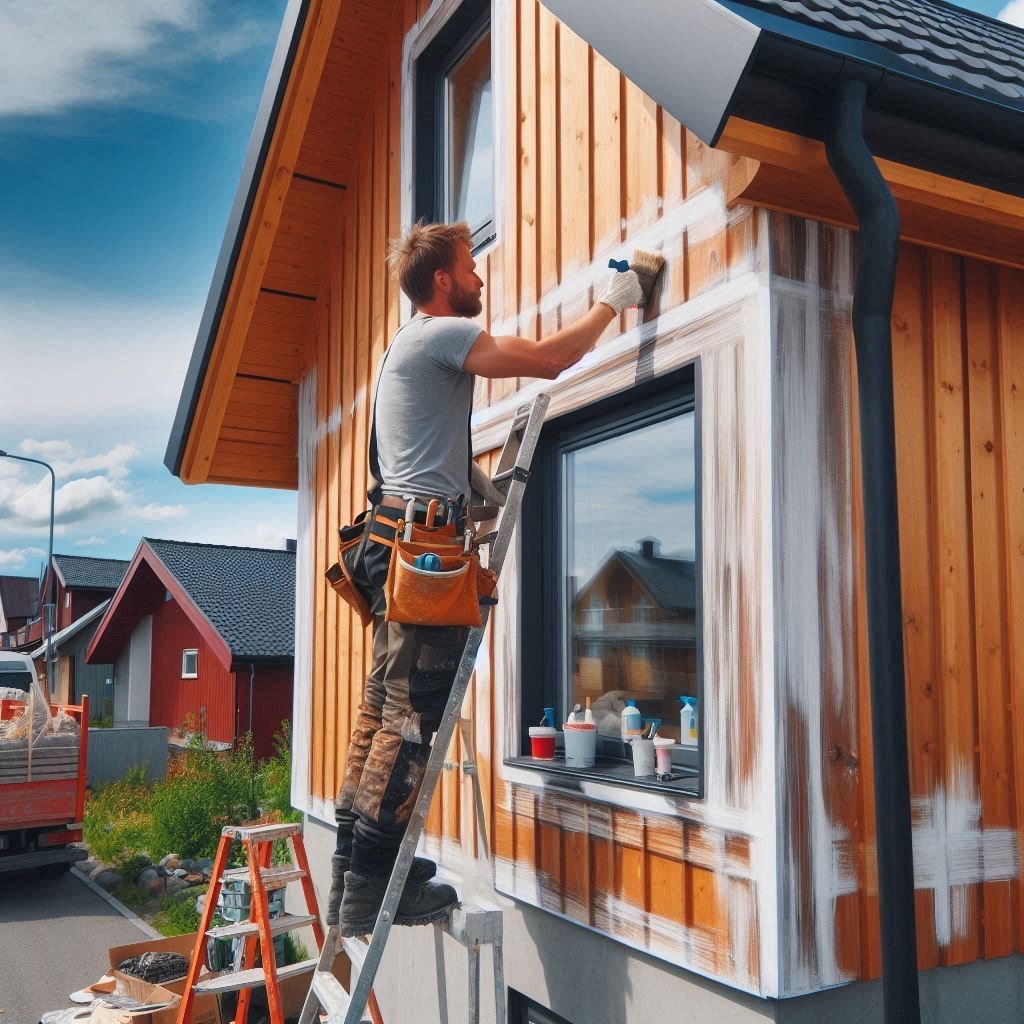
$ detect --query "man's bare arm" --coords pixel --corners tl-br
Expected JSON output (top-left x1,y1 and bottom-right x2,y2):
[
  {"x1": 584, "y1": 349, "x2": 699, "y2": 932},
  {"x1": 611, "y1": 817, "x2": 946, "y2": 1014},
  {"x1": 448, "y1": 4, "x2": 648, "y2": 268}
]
[{"x1": 462, "y1": 270, "x2": 643, "y2": 380}]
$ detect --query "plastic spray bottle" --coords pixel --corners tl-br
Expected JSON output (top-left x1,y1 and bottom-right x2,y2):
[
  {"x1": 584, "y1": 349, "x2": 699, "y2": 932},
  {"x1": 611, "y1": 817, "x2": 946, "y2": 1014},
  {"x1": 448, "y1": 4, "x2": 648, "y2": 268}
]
[{"x1": 621, "y1": 699, "x2": 642, "y2": 740}]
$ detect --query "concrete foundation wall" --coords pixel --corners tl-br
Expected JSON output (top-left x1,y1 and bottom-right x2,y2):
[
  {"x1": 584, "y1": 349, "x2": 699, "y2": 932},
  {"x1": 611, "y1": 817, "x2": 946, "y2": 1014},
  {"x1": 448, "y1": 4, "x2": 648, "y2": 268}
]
[{"x1": 302, "y1": 817, "x2": 1024, "y2": 1024}]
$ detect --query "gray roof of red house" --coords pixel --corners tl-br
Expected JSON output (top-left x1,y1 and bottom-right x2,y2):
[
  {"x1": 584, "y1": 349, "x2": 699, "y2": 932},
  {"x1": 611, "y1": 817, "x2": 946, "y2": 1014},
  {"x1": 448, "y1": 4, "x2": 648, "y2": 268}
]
[
  {"x1": 616, "y1": 551, "x2": 697, "y2": 613},
  {"x1": 145, "y1": 539, "x2": 295, "y2": 660},
  {"x1": 53, "y1": 554, "x2": 130, "y2": 591},
  {"x1": 730, "y1": 0, "x2": 1024, "y2": 104},
  {"x1": 0, "y1": 575, "x2": 37, "y2": 620}
]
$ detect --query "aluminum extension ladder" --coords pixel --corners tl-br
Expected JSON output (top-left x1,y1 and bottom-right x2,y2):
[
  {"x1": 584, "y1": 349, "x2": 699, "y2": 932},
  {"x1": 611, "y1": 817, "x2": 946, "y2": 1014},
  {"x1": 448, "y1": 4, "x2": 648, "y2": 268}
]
[{"x1": 299, "y1": 393, "x2": 550, "y2": 1024}]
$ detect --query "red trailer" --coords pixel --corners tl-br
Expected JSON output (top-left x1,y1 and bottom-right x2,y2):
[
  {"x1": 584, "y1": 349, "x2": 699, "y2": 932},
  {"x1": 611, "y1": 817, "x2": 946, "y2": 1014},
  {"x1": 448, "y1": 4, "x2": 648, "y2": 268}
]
[{"x1": 0, "y1": 653, "x2": 88, "y2": 877}]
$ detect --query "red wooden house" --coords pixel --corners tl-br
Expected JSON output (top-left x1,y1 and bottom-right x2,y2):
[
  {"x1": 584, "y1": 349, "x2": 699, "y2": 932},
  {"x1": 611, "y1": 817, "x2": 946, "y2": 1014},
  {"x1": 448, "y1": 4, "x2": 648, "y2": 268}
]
[{"x1": 87, "y1": 539, "x2": 295, "y2": 760}]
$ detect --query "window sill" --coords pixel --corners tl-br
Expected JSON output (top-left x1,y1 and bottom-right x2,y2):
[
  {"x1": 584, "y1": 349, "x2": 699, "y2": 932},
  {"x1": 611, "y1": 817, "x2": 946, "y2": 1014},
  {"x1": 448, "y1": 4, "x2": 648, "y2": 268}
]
[{"x1": 505, "y1": 754, "x2": 700, "y2": 798}]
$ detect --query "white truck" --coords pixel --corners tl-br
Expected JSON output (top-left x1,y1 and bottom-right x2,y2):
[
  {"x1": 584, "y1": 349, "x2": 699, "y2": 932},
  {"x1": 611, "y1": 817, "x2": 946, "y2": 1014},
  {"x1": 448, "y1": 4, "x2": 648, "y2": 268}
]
[{"x1": 0, "y1": 652, "x2": 88, "y2": 876}]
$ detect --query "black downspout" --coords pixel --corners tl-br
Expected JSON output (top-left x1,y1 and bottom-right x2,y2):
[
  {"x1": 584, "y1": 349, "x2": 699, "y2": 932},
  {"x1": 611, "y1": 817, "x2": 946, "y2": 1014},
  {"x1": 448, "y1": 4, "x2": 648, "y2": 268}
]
[{"x1": 824, "y1": 78, "x2": 920, "y2": 1024}]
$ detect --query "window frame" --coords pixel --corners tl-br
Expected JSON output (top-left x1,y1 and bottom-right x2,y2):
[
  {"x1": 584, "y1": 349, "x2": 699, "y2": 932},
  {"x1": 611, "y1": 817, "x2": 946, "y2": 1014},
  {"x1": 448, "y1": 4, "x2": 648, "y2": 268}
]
[
  {"x1": 513, "y1": 364, "x2": 704, "y2": 797},
  {"x1": 414, "y1": 0, "x2": 495, "y2": 252},
  {"x1": 181, "y1": 649, "x2": 199, "y2": 680}
]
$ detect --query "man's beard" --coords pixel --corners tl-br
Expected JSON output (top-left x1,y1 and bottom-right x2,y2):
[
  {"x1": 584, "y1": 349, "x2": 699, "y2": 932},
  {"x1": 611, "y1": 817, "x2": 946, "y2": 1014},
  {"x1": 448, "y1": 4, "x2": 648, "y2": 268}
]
[{"x1": 449, "y1": 278, "x2": 482, "y2": 317}]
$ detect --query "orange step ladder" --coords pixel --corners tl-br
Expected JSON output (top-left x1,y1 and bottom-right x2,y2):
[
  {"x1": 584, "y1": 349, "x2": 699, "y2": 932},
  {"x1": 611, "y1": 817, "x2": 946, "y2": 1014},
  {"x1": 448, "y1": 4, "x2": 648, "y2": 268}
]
[{"x1": 175, "y1": 821, "x2": 381, "y2": 1024}]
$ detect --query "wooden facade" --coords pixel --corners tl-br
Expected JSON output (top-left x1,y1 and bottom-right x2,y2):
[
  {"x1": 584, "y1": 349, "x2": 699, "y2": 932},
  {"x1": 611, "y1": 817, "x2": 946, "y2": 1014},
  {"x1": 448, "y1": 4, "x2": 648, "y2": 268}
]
[{"x1": 174, "y1": 0, "x2": 1024, "y2": 1005}]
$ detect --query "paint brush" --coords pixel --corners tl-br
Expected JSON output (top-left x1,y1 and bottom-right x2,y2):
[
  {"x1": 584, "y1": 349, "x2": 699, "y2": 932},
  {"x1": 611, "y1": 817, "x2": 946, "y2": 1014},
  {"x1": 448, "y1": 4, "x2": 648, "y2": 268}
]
[{"x1": 630, "y1": 248, "x2": 666, "y2": 306}]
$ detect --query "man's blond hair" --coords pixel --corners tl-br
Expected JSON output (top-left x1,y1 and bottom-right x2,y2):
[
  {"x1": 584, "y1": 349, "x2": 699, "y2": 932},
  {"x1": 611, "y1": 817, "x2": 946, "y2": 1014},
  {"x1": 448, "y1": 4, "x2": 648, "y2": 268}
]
[{"x1": 386, "y1": 221, "x2": 473, "y2": 307}]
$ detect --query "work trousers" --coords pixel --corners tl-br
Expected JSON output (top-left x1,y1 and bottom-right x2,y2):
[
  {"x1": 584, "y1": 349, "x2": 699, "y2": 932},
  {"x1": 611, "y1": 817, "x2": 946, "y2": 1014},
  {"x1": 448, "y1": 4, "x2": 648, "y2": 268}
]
[{"x1": 334, "y1": 534, "x2": 467, "y2": 877}]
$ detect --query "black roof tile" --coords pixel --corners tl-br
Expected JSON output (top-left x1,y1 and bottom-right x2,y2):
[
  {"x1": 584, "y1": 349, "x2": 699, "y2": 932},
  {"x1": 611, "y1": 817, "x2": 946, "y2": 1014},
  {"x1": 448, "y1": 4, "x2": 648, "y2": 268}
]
[
  {"x1": 145, "y1": 539, "x2": 294, "y2": 660},
  {"x1": 0, "y1": 575, "x2": 37, "y2": 620},
  {"x1": 733, "y1": 0, "x2": 1024, "y2": 105},
  {"x1": 53, "y1": 554, "x2": 130, "y2": 591}
]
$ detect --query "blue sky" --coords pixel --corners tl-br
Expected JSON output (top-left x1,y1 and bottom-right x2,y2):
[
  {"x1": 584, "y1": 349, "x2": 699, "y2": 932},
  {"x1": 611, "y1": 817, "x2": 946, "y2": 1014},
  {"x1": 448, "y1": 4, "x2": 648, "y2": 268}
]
[
  {"x1": 0, "y1": 0, "x2": 295, "y2": 574},
  {"x1": 0, "y1": 0, "x2": 1020, "y2": 579}
]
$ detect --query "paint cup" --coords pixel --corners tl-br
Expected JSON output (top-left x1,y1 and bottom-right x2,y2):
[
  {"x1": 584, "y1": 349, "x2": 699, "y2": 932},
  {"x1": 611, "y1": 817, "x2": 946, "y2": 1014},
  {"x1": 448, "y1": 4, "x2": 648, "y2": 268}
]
[
  {"x1": 631, "y1": 737, "x2": 656, "y2": 776},
  {"x1": 653, "y1": 737, "x2": 675, "y2": 775},
  {"x1": 562, "y1": 722, "x2": 597, "y2": 768},
  {"x1": 529, "y1": 726, "x2": 557, "y2": 760}
]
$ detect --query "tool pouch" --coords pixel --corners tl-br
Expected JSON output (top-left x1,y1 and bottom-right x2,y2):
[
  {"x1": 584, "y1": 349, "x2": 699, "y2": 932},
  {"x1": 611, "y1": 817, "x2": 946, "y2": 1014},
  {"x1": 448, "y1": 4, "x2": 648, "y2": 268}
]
[
  {"x1": 325, "y1": 514, "x2": 374, "y2": 629},
  {"x1": 384, "y1": 524, "x2": 497, "y2": 628}
]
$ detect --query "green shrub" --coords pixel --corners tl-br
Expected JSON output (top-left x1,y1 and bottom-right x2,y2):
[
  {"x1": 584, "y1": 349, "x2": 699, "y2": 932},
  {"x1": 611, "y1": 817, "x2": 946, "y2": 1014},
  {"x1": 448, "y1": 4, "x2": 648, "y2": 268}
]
[
  {"x1": 83, "y1": 765, "x2": 155, "y2": 870},
  {"x1": 261, "y1": 722, "x2": 300, "y2": 824},
  {"x1": 282, "y1": 934, "x2": 310, "y2": 965},
  {"x1": 152, "y1": 886, "x2": 205, "y2": 936}
]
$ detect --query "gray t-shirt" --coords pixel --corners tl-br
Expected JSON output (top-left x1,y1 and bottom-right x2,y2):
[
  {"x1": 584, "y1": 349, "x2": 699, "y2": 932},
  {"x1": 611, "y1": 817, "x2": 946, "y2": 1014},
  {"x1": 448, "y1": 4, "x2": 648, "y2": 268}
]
[{"x1": 373, "y1": 314, "x2": 483, "y2": 501}]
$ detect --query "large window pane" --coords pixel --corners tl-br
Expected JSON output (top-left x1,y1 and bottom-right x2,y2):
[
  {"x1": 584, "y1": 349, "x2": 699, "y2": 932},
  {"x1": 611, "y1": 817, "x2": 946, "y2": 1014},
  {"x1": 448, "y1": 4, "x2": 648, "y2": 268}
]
[
  {"x1": 563, "y1": 411, "x2": 697, "y2": 742},
  {"x1": 446, "y1": 31, "x2": 493, "y2": 244}
]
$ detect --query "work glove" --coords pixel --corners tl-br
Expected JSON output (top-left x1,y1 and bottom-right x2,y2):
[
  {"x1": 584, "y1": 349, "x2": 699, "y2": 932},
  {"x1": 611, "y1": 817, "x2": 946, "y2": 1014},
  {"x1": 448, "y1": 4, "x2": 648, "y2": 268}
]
[{"x1": 596, "y1": 269, "x2": 644, "y2": 314}]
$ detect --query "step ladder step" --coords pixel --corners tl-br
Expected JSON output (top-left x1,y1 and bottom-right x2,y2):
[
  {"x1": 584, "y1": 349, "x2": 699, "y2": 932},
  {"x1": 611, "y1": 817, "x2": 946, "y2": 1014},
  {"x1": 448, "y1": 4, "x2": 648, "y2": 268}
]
[
  {"x1": 340, "y1": 936, "x2": 368, "y2": 972},
  {"x1": 222, "y1": 822, "x2": 303, "y2": 842},
  {"x1": 311, "y1": 971, "x2": 351, "y2": 1020},
  {"x1": 193, "y1": 956, "x2": 318, "y2": 995},
  {"x1": 205, "y1": 912, "x2": 318, "y2": 941},
  {"x1": 221, "y1": 864, "x2": 306, "y2": 890}
]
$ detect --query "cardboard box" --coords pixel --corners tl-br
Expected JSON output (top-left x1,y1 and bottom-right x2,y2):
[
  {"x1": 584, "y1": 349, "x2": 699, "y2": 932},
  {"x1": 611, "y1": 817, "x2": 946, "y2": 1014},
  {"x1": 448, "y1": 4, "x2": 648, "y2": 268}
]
[
  {"x1": 107, "y1": 932, "x2": 220, "y2": 1024},
  {"x1": 89, "y1": 978, "x2": 179, "y2": 1024}
]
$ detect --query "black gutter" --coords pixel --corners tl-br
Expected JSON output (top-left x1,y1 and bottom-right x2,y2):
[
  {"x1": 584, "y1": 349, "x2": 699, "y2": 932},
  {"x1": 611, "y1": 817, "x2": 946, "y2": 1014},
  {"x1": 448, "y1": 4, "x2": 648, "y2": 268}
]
[
  {"x1": 824, "y1": 77, "x2": 920, "y2": 1024},
  {"x1": 164, "y1": 0, "x2": 312, "y2": 478}
]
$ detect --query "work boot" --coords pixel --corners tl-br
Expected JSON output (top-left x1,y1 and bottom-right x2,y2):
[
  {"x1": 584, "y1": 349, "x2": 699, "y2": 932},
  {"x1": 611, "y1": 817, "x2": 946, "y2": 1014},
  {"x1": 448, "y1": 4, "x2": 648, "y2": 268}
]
[
  {"x1": 325, "y1": 854, "x2": 439, "y2": 926},
  {"x1": 338, "y1": 872, "x2": 459, "y2": 936}
]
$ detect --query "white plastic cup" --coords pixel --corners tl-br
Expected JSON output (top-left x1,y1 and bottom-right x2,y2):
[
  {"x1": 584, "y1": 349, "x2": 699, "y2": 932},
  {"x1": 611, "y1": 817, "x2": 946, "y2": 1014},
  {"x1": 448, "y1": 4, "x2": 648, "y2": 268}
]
[
  {"x1": 653, "y1": 737, "x2": 675, "y2": 775},
  {"x1": 563, "y1": 723, "x2": 597, "y2": 768},
  {"x1": 631, "y1": 738, "x2": 656, "y2": 776}
]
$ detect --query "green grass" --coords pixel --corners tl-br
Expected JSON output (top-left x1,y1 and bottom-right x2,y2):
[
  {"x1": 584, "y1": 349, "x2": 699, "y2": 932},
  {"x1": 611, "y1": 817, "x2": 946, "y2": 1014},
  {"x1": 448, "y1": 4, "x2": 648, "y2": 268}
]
[{"x1": 152, "y1": 885, "x2": 207, "y2": 936}]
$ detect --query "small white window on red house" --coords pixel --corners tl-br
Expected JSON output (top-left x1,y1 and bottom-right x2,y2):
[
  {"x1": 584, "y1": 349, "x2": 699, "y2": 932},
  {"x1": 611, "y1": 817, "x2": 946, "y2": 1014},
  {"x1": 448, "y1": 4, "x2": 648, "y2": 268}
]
[
  {"x1": 181, "y1": 649, "x2": 199, "y2": 679},
  {"x1": 64, "y1": 592, "x2": 71, "y2": 608}
]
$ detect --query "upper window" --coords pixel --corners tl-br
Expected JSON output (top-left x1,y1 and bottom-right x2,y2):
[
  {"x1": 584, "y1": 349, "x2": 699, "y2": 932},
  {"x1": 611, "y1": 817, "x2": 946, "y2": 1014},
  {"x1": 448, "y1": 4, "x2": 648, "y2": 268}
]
[
  {"x1": 181, "y1": 649, "x2": 198, "y2": 679},
  {"x1": 415, "y1": 0, "x2": 494, "y2": 251},
  {"x1": 516, "y1": 367, "x2": 702, "y2": 795}
]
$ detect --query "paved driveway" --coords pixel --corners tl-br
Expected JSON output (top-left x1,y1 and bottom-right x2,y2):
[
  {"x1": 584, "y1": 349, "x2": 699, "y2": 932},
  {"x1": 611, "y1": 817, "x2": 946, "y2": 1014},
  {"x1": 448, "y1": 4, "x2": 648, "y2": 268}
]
[{"x1": 0, "y1": 869, "x2": 146, "y2": 1023}]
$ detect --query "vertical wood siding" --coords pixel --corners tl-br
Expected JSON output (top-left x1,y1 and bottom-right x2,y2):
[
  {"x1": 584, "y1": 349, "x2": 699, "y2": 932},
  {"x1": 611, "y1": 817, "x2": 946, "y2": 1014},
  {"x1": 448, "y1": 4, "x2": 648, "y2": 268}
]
[
  {"x1": 771, "y1": 213, "x2": 1024, "y2": 991},
  {"x1": 299, "y1": 0, "x2": 775, "y2": 994},
  {"x1": 292, "y1": 0, "x2": 1024, "y2": 1000},
  {"x1": 149, "y1": 599, "x2": 235, "y2": 745}
]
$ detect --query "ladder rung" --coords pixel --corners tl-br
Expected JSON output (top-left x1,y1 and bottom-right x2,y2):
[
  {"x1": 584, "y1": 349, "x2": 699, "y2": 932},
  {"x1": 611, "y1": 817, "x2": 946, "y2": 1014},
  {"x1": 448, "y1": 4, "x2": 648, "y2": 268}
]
[
  {"x1": 312, "y1": 971, "x2": 351, "y2": 1019},
  {"x1": 221, "y1": 865, "x2": 306, "y2": 890},
  {"x1": 205, "y1": 912, "x2": 317, "y2": 940},
  {"x1": 222, "y1": 822, "x2": 303, "y2": 841},
  {"x1": 193, "y1": 957, "x2": 318, "y2": 995},
  {"x1": 341, "y1": 936, "x2": 369, "y2": 972}
]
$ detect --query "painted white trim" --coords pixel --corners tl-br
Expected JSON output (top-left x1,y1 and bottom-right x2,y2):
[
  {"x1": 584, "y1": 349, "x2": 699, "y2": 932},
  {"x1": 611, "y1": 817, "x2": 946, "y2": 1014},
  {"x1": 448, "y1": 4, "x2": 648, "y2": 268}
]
[
  {"x1": 291, "y1": 370, "x2": 317, "y2": 812},
  {"x1": 472, "y1": 260, "x2": 761, "y2": 454}
]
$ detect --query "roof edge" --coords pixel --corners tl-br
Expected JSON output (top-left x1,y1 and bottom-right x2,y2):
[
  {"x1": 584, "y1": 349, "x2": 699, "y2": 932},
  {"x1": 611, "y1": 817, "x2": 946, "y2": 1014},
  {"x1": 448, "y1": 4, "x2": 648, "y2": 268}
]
[
  {"x1": 86, "y1": 541, "x2": 234, "y2": 670},
  {"x1": 164, "y1": 0, "x2": 312, "y2": 479}
]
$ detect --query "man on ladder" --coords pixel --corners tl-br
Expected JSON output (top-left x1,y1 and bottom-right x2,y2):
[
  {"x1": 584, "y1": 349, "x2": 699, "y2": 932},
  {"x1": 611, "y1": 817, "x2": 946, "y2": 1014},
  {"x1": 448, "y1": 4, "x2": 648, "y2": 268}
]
[{"x1": 328, "y1": 220, "x2": 644, "y2": 937}]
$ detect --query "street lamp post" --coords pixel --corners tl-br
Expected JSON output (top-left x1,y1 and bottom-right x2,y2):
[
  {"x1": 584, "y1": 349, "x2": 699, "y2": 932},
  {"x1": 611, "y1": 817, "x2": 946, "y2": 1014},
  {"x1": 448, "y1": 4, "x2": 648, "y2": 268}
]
[{"x1": 0, "y1": 450, "x2": 56, "y2": 698}]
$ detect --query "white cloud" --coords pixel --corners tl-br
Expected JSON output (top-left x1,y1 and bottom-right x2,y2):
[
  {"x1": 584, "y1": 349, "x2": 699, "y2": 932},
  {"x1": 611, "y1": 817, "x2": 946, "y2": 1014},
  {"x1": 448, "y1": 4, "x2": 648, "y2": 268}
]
[
  {"x1": 998, "y1": 1, "x2": 1024, "y2": 27},
  {"x1": 0, "y1": 1, "x2": 198, "y2": 118},
  {"x1": 255, "y1": 523, "x2": 289, "y2": 550},
  {"x1": 0, "y1": 1, "x2": 278, "y2": 122},
  {"x1": 75, "y1": 537, "x2": 106, "y2": 547},
  {"x1": 20, "y1": 439, "x2": 77, "y2": 460},
  {"x1": 0, "y1": 441, "x2": 188, "y2": 537},
  {"x1": 0, "y1": 546, "x2": 45, "y2": 570},
  {"x1": 133, "y1": 502, "x2": 188, "y2": 521}
]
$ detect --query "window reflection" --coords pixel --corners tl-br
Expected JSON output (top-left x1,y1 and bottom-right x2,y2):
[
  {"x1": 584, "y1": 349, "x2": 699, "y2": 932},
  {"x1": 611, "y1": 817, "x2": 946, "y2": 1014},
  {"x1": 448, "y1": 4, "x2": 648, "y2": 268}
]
[
  {"x1": 564, "y1": 412, "x2": 697, "y2": 745},
  {"x1": 446, "y1": 31, "x2": 493, "y2": 246}
]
